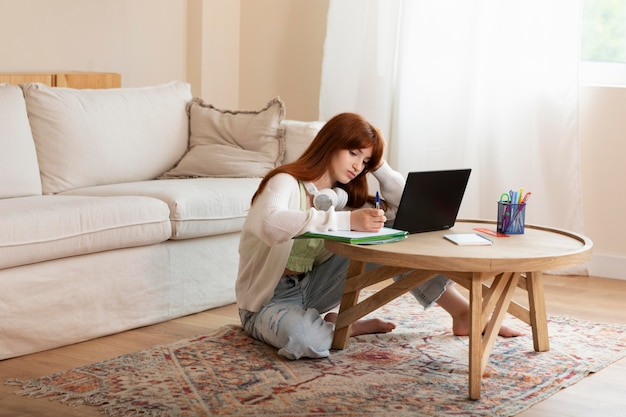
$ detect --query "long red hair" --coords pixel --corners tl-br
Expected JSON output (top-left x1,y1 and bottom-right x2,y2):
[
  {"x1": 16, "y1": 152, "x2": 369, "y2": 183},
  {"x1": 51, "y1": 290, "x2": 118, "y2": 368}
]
[{"x1": 252, "y1": 112, "x2": 384, "y2": 208}]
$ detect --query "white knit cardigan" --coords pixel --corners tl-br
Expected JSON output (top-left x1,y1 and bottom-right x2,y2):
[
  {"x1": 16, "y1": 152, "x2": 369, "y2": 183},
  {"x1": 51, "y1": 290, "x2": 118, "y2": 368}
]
[{"x1": 235, "y1": 161, "x2": 405, "y2": 312}]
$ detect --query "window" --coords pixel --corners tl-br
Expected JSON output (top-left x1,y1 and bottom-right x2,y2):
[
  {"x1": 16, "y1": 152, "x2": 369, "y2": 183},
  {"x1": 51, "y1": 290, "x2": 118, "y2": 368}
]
[{"x1": 580, "y1": 0, "x2": 626, "y2": 85}]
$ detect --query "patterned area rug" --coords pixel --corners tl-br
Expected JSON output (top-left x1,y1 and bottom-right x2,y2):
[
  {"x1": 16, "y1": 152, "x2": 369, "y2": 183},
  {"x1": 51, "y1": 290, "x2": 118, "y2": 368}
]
[{"x1": 6, "y1": 292, "x2": 626, "y2": 416}]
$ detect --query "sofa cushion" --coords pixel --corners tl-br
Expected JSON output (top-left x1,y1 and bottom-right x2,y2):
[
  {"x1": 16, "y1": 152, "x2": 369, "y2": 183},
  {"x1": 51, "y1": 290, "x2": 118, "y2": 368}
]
[
  {"x1": 281, "y1": 119, "x2": 325, "y2": 164},
  {"x1": 22, "y1": 81, "x2": 192, "y2": 194},
  {"x1": 0, "y1": 84, "x2": 42, "y2": 198},
  {"x1": 60, "y1": 178, "x2": 262, "y2": 239},
  {"x1": 0, "y1": 195, "x2": 171, "y2": 269},
  {"x1": 161, "y1": 97, "x2": 285, "y2": 179}
]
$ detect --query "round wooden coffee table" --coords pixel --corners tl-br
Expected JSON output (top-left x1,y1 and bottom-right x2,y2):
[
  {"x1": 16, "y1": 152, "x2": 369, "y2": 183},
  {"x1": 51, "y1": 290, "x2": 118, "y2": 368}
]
[{"x1": 325, "y1": 219, "x2": 593, "y2": 400}]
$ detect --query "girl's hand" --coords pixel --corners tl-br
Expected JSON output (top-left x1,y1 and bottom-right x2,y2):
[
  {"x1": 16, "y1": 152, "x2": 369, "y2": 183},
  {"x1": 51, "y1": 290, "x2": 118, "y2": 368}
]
[
  {"x1": 373, "y1": 133, "x2": 387, "y2": 170},
  {"x1": 350, "y1": 208, "x2": 387, "y2": 232}
]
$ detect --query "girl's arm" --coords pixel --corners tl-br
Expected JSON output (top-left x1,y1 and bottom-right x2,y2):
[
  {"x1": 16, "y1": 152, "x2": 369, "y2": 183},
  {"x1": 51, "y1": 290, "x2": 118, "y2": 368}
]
[
  {"x1": 252, "y1": 173, "x2": 351, "y2": 246},
  {"x1": 371, "y1": 160, "x2": 405, "y2": 217}
]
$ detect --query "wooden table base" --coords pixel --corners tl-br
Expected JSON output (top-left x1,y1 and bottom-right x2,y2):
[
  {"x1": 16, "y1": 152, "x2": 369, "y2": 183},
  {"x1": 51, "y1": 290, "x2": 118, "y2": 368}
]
[{"x1": 331, "y1": 261, "x2": 550, "y2": 400}]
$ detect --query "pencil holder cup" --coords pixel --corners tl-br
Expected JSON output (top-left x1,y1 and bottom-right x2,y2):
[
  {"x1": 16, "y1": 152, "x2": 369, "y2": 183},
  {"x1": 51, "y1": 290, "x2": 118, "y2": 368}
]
[{"x1": 497, "y1": 202, "x2": 526, "y2": 234}]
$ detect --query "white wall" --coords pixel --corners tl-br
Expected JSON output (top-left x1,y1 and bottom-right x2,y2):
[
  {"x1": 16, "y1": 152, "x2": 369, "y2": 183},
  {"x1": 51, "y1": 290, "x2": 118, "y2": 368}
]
[
  {"x1": 580, "y1": 86, "x2": 626, "y2": 280},
  {"x1": 0, "y1": 0, "x2": 325, "y2": 115},
  {"x1": 187, "y1": 0, "x2": 240, "y2": 109},
  {"x1": 239, "y1": 0, "x2": 329, "y2": 120},
  {"x1": 0, "y1": 0, "x2": 186, "y2": 87},
  {"x1": 0, "y1": 0, "x2": 240, "y2": 107},
  {"x1": 0, "y1": 0, "x2": 623, "y2": 279}
]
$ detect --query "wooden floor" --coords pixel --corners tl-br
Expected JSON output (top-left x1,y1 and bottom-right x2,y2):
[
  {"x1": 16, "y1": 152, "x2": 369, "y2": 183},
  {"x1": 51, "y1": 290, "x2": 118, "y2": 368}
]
[{"x1": 1, "y1": 274, "x2": 625, "y2": 417}]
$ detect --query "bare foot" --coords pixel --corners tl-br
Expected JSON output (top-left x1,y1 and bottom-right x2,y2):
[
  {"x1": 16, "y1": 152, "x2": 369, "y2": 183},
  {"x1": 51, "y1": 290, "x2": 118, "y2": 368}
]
[
  {"x1": 451, "y1": 311, "x2": 525, "y2": 337},
  {"x1": 436, "y1": 285, "x2": 525, "y2": 337},
  {"x1": 324, "y1": 312, "x2": 396, "y2": 337}
]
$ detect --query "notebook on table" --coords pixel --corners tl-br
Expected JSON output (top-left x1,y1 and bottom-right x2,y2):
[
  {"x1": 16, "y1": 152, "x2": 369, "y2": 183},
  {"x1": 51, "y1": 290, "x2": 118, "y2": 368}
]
[{"x1": 390, "y1": 168, "x2": 471, "y2": 234}]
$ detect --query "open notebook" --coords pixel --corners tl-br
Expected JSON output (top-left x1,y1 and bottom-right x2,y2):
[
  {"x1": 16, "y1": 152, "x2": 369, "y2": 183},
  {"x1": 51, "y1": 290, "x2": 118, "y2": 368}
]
[{"x1": 298, "y1": 227, "x2": 408, "y2": 244}]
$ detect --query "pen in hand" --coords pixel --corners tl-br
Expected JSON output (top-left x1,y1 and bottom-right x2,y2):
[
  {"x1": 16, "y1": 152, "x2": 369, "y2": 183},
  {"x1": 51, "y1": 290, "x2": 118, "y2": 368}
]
[{"x1": 375, "y1": 191, "x2": 381, "y2": 210}]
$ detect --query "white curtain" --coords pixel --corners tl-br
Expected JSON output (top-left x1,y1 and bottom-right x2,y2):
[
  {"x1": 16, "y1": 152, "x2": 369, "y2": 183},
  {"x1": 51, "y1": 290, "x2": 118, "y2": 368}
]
[{"x1": 320, "y1": 0, "x2": 584, "y2": 241}]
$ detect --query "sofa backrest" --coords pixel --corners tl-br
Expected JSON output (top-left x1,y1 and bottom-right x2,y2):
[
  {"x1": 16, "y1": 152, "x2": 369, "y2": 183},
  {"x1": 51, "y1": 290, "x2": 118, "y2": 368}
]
[
  {"x1": 22, "y1": 81, "x2": 192, "y2": 194},
  {"x1": 0, "y1": 84, "x2": 42, "y2": 198},
  {"x1": 281, "y1": 119, "x2": 325, "y2": 164}
]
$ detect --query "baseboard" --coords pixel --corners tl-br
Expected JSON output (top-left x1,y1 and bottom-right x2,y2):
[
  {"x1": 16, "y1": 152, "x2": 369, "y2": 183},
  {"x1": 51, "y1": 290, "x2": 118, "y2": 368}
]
[{"x1": 588, "y1": 254, "x2": 626, "y2": 281}]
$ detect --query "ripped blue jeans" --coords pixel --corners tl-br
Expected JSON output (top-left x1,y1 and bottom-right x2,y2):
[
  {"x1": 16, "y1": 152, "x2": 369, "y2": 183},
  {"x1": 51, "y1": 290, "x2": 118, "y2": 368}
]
[{"x1": 239, "y1": 254, "x2": 451, "y2": 360}]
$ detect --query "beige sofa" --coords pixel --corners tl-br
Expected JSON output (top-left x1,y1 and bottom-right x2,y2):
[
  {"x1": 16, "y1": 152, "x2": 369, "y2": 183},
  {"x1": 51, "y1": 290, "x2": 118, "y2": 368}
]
[{"x1": 0, "y1": 81, "x2": 323, "y2": 360}]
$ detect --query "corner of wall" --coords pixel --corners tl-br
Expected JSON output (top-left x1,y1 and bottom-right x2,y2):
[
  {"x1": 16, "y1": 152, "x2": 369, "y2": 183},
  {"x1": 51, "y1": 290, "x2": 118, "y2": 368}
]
[{"x1": 186, "y1": 0, "x2": 240, "y2": 107}]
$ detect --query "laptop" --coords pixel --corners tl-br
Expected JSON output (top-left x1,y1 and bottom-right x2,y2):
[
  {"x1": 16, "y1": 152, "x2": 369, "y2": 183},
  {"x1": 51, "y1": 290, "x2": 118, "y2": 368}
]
[{"x1": 390, "y1": 168, "x2": 471, "y2": 234}]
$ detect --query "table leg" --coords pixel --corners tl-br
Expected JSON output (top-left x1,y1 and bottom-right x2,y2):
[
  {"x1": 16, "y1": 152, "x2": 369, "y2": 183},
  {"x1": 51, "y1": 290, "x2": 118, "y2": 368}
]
[
  {"x1": 468, "y1": 276, "x2": 483, "y2": 400},
  {"x1": 526, "y1": 271, "x2": 550, "y2": 352},
  {"x1": 468, "y1": 272, "x2": 520, "y2": 400},
  {"x1": 331, "y1": 260, "x2": 365, "y2": 349}
]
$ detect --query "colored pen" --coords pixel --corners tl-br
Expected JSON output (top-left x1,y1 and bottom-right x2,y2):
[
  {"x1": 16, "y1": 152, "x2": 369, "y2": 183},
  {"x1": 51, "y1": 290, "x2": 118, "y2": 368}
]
[{"x1": 375, "y1": 191, "x2": 381, "y2": 209}]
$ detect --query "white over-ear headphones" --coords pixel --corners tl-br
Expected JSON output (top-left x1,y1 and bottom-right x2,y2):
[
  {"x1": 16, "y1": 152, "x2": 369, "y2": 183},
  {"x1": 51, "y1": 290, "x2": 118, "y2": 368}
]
[{"x1": 304, "y1": 182, "x2": 348, "y2": 211}]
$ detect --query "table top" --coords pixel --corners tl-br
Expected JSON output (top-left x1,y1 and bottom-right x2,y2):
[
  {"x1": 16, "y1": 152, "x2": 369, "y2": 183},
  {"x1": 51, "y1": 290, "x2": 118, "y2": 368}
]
[{"x1": 324, "y1": 219, "x2": 593, "y2": 273}]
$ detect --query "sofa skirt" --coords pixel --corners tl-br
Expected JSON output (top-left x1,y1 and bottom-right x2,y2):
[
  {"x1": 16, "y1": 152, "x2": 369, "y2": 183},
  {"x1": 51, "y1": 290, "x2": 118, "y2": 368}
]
[{"x1": 0, "y1": 233, "x2": 240, "y2": 360}]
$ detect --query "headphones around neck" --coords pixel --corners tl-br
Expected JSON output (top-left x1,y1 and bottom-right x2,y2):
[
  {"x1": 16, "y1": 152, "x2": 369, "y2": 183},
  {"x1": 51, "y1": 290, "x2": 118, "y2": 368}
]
[{"x1": 304, "y1": 182, "x2": 348, "y2": 211}]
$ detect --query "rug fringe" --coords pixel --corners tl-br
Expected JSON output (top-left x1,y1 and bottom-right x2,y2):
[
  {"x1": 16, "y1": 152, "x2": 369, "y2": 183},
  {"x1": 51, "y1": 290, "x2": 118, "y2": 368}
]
[
  {"x1": 5, "y1": 379, "x2": 91, "y2": 406},
  {"x1": 7, "y1": 379, "x2": 174, "y2": 417},
  {"x1": 100, "y1": 404, "x2": 172, "y2": 417}
]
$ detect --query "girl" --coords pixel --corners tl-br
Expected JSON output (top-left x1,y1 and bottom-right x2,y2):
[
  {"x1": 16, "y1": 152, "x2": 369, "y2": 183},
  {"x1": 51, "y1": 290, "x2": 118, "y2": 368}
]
[{"x1": 236, "y1": 112, "x2": 520, "y2": 360}]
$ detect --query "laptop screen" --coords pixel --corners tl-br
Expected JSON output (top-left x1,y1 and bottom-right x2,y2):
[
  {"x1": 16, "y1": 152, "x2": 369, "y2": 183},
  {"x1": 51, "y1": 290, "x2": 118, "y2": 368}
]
[{"x1": 391, "y1": 169, "x2": 471, "y2": 234}]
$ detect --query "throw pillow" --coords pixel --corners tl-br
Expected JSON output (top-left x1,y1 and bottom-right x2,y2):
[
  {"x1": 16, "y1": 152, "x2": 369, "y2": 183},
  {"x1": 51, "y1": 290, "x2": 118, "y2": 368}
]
[
  {"x1": 0, "y1": 84, "x2": 42, "y2": 198},
  {"x1": 23, "y1": 81, "x2": 192, "y2": 194},
  {"x1": 281, "y1": 119, "x2": 325, "y2": 164},
  {"x1": 161, "y1": 97, "x2": 286, "y2": 178}
]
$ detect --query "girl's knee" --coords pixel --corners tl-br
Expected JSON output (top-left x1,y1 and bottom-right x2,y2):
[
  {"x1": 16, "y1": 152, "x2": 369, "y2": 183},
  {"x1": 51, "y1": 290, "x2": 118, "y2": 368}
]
[{"x1": 276, "y1": 308, "x2": 334, "y2": 360}]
